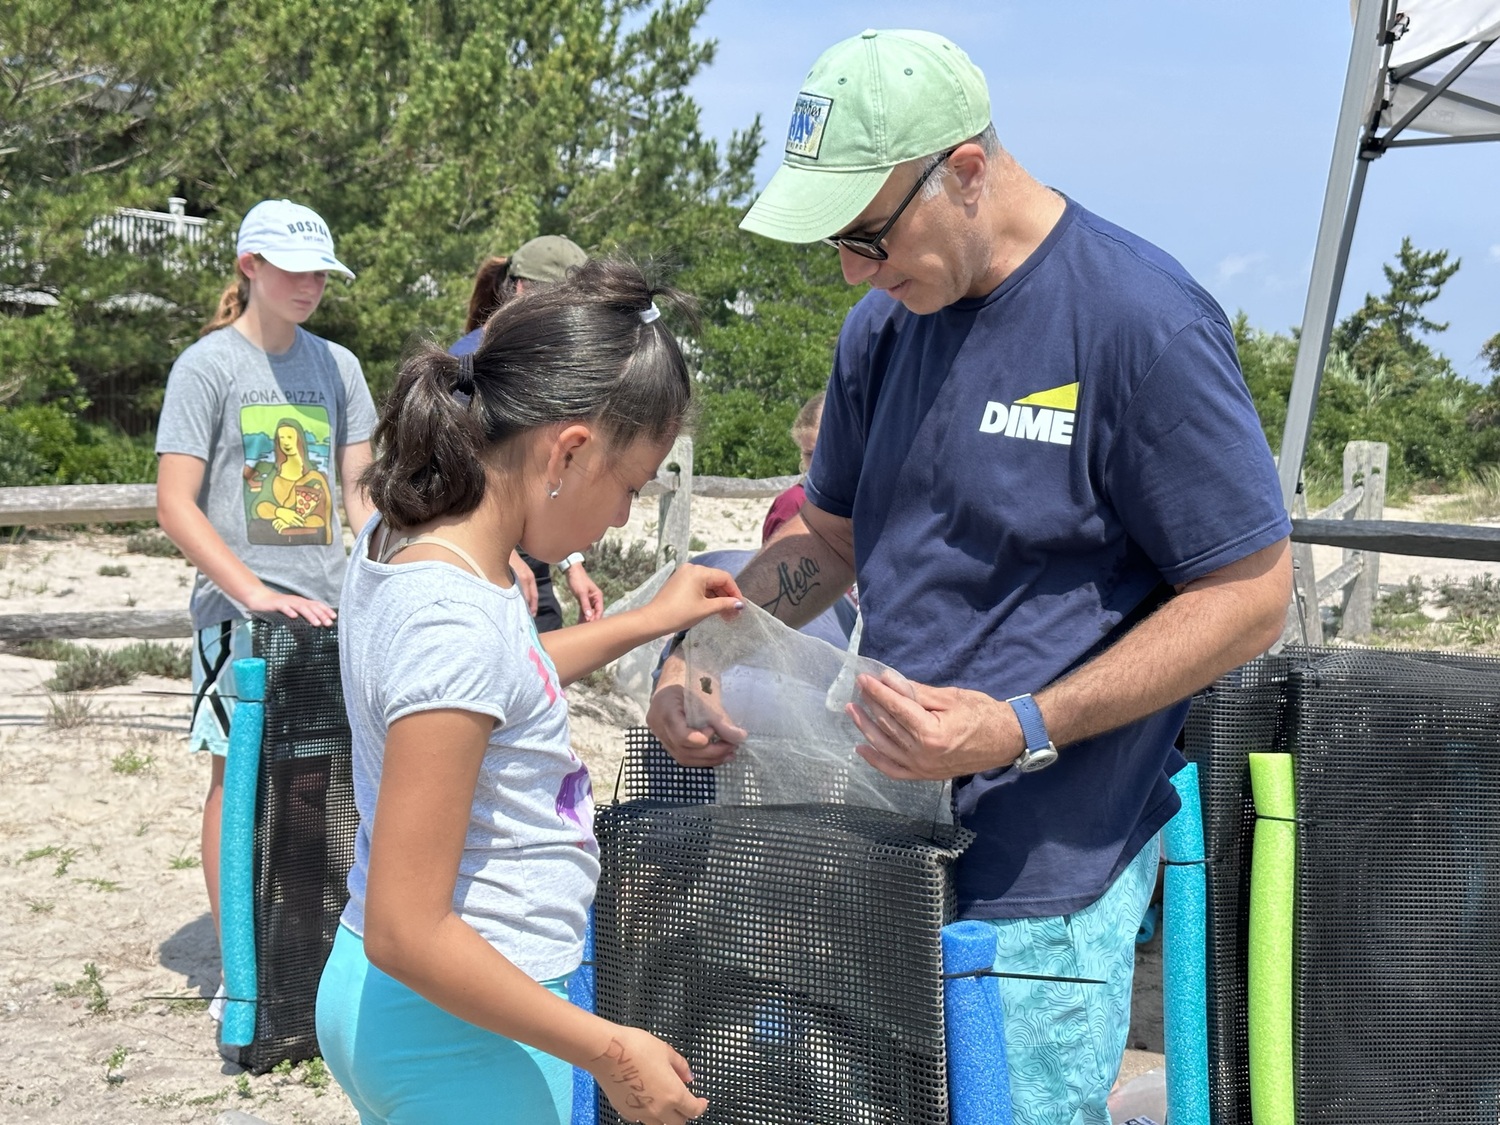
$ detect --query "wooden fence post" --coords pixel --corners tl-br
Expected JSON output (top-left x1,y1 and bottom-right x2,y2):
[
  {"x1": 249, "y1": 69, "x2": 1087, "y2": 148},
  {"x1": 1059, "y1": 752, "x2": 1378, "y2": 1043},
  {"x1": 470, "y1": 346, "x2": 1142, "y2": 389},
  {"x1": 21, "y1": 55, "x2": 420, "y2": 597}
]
[
  {"x1": 1340, "y1": 441, "x2": 1387, "y2": 639},
  {"x1": 655, "y1": 435, "x2": 694, "y2": 568}
]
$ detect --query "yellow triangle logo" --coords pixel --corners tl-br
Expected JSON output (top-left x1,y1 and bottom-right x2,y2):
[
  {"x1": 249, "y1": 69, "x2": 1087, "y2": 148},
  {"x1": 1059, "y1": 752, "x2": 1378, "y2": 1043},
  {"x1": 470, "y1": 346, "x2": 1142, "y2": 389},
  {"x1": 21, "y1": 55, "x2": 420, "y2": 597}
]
[{"x1": 1014, "y1": 382, "x2": 1078, "y2": 411}]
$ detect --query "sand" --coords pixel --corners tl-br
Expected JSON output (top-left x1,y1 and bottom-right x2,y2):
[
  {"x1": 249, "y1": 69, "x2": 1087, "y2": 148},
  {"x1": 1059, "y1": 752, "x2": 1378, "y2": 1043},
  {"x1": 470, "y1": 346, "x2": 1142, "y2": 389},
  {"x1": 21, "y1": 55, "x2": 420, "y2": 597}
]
[{"x1": 10, "y1": 492, "x2": 1488, "y2": 1123}]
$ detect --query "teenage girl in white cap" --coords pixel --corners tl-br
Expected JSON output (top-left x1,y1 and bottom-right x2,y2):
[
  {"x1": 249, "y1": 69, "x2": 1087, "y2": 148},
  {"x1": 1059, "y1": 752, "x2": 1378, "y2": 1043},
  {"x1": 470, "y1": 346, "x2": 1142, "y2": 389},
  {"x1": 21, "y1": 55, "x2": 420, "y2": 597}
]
[{"x1": 155, "y1": 199, "x2": 377, "y2": 1006}]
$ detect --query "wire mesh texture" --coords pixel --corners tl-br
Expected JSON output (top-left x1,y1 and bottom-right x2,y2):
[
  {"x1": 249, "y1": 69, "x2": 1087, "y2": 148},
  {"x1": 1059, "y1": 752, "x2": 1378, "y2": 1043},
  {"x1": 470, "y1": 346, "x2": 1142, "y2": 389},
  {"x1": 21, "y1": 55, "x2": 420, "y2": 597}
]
[
  {"x1": 226, "y1": 615, "x2": 356, "y2": 1074},
  {"x1": 1290, "y1": 648, "x2": 1500, "y2": 1125},
  {"x1": 595, "y1": 729, "x2": 971, "y2": 1125},
  {"x1": 1185, "y1": 645, "x2": 1500, "y2": 1125},
  {"x1": 1182, "y1": 648, "x2": 1308, "y2": 1125}
]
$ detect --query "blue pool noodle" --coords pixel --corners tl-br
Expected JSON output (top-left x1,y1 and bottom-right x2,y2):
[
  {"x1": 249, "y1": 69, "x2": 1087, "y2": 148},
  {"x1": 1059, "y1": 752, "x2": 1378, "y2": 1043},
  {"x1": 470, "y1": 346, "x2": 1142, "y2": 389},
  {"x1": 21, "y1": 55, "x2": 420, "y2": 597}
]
[
  {"x1": 219, "y1": 656, "x2": 265, "y2": 1049},
  {"x1": 1163, "y1": 763, "x2": 1210, "y2": 1125},
  {"x1": 569, "y1": 910, "x2": 598, "y2": 1125},
  {"x1": 942, "y1": 920, "x2": 1015, "y2": 1125}
]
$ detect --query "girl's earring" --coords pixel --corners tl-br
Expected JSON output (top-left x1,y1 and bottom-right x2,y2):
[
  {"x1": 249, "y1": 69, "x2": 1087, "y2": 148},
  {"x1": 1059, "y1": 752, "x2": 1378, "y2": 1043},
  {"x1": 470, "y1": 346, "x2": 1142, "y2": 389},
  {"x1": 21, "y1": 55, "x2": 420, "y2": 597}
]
[{"x1": 547, "y1": 481, "x2": 561, "y2": 500}]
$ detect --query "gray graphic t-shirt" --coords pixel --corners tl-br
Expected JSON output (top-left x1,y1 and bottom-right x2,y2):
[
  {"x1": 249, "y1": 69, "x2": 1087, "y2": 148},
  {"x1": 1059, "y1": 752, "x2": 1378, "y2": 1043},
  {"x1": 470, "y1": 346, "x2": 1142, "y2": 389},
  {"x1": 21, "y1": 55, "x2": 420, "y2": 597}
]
[
  {"x1": 338, "y1": 518, "x2": 599, "y2": 980},
  {"x1": 156, "y1": 325, "x2": 377, "y2": 628}
]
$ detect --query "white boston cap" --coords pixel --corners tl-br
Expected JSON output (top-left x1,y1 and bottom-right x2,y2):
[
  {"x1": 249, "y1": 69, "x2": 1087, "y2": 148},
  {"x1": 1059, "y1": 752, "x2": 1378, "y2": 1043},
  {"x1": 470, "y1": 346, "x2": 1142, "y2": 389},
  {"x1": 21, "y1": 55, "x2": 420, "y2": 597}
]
[{"x1": 235, "y1": 199, "x2": 355, "y2": 278}]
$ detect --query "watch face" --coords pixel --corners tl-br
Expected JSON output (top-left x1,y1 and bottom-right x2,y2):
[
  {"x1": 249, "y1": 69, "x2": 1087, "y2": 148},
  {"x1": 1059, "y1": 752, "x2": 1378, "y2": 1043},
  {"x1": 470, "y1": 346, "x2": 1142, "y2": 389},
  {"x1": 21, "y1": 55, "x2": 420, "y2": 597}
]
[{"x1": 1017, "y1": 743, "x2": 1059, "y2": 773}]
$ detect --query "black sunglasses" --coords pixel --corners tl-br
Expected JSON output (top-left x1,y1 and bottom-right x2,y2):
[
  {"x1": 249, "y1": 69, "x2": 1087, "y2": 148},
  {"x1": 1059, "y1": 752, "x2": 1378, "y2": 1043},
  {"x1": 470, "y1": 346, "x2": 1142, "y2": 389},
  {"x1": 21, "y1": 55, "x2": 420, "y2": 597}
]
[{"x1": 822, "y1": 148, "x2": 958, "y2": 261}]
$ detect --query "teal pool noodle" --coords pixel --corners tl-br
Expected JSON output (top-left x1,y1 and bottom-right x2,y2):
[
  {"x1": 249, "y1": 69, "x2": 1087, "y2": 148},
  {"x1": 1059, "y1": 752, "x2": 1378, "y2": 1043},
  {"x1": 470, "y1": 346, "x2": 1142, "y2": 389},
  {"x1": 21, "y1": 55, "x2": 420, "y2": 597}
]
[
  {"x1": 942, "y1": 920, "x2": 1014, "y2": 1125},
  {"x1": 569, "y1": 909, "x2": 597, "y2": 1125},
  {"x1": 1248, "y1": 753, "x2": 1296, "y2": 1125},
  {"x1": 1163, "y1": 764, "x2": 1209, "y2": 1125},
  {"x1": 219, "y1": 656, "x2": 265, "y2": 1049}
]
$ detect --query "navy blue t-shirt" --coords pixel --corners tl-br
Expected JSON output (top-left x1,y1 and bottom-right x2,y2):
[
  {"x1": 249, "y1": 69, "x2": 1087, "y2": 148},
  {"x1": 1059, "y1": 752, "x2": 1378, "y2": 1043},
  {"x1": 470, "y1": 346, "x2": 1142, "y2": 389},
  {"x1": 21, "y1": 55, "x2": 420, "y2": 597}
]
[{"x1": 804, "y1": 199, "x2": 1290, "y2": 919}]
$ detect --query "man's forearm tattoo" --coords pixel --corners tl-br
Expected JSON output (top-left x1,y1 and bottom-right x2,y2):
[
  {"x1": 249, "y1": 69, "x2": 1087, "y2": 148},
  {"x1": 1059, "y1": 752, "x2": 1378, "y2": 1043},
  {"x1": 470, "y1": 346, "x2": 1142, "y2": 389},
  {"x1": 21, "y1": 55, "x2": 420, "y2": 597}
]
[{"x1": 762, "y1": 556, "x2": 822, "y2": 618}]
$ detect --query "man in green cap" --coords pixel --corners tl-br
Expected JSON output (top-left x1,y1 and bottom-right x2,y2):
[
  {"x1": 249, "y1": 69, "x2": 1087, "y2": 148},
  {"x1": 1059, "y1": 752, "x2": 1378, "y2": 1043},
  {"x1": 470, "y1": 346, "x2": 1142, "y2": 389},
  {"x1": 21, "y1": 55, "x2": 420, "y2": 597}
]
[{"x1": 649, "y1": 27, "x2": 1292, "y2": 1122}]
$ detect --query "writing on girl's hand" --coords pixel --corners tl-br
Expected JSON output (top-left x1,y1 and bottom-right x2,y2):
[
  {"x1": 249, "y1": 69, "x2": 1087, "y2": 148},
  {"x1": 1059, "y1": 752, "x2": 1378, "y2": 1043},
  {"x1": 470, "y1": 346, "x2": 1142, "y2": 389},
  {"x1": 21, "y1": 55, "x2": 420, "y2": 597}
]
[{"x1": 593, "y1": 1039, "x2": 655, "y2": 1112}]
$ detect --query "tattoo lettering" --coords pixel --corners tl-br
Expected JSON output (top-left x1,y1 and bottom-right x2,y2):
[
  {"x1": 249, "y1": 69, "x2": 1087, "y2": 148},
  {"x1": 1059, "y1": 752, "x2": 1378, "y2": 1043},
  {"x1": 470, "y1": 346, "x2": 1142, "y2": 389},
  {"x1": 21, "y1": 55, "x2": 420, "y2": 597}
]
[
  {"x1": 761, "y1": 556, "x2": 822, "y2": 618},
  {"x1": 593, "y1": 1038, "x2": 655, "y2": 1111}
]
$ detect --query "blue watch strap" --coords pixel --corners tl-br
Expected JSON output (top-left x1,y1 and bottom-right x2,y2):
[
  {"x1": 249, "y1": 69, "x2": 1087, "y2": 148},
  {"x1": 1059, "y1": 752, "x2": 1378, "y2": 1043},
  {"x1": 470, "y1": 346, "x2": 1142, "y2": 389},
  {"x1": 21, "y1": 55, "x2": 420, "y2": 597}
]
[{"x1": 1006, "y1": 693, "x2": 1051, "y2": 752}]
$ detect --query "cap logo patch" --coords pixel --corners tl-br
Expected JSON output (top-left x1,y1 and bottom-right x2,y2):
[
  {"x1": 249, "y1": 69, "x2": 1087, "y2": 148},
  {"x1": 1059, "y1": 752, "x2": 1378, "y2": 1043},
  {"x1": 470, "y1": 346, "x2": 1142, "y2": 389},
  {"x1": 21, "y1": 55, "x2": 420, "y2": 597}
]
[{"x1": 785, "y1": 93, "x2": 833, "y2": 159}]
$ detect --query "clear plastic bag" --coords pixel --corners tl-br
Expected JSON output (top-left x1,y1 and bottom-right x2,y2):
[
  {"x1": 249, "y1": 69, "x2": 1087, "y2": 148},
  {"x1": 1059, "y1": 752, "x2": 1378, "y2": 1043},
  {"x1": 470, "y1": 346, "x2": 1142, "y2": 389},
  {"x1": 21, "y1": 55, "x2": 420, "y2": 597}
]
[{"x1": 683, "y1": 601, "x2": 951, "y2": 824}]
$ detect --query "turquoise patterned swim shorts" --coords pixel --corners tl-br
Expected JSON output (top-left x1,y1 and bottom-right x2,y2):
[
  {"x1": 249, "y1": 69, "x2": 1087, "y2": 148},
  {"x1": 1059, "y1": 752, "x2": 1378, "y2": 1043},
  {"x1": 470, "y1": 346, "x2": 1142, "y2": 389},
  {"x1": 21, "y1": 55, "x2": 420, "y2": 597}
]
[{"x1": 981, "y1": 836, "x2": 1160, "y2": 1125}]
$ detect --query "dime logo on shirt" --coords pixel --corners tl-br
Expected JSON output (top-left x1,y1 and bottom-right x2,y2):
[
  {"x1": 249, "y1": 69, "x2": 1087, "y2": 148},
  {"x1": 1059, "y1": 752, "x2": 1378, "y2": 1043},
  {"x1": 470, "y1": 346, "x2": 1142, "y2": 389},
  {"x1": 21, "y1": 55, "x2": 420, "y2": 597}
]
[{"x1": 979, "y1": 381, "x2": 1078, "y2": 446}]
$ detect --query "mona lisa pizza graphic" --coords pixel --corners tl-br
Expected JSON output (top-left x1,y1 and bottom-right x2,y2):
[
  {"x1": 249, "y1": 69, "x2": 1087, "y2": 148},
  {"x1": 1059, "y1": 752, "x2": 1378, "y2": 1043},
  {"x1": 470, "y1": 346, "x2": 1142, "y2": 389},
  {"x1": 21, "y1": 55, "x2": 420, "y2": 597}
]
[{"x1": 240, "y1": 405, "x2": 335, "y2": 547}]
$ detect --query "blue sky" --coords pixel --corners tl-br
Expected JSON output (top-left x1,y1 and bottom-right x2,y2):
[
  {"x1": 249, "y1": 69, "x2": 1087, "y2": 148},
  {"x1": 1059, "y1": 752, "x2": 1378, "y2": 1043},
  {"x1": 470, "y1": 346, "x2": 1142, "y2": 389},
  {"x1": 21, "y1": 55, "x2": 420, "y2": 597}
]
[{"x1": 688, "y1": 0, "x2": 1500, "y2": 380}]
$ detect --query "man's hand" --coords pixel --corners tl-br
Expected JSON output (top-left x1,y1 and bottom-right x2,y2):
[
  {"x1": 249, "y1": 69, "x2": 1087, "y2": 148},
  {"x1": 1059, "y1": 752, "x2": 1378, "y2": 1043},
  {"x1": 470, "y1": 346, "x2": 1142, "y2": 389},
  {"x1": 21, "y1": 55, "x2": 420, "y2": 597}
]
[
  {"x1": 848, "y1": 673, "x2": 1022, "y2": 781},
  {"x1": 646, "y1": 650, "x2": 746, "y2": 768}
]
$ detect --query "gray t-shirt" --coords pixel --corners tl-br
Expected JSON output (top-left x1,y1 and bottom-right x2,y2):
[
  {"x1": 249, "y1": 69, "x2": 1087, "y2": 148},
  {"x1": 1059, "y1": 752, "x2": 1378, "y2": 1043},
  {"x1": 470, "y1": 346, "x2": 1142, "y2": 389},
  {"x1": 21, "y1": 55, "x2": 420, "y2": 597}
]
[
  {"x1": 156, "y1": 325, "x2": 377, "y2": 628},
  {"x1": 338, "y1": 518, "x2": 599, "y2": 980}
]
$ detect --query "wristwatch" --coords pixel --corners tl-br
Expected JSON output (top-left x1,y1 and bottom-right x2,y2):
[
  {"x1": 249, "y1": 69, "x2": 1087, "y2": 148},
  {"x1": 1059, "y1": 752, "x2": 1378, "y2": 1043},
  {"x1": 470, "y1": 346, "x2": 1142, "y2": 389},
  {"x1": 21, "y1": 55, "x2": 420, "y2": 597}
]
[
  {"x1": 1005, "y1": 693, "x2": 1059, "y2": 773},
  {"x1": 557, "y1": 551, "x2": 586, "y2": 572}
]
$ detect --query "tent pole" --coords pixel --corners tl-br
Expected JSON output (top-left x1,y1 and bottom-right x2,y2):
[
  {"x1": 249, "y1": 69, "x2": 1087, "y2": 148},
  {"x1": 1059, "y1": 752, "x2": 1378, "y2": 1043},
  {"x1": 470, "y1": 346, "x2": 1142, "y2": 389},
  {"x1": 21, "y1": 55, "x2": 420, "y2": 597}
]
[{"x1": 1277, "y1": 0, "x2": 1389, "y2": 511}]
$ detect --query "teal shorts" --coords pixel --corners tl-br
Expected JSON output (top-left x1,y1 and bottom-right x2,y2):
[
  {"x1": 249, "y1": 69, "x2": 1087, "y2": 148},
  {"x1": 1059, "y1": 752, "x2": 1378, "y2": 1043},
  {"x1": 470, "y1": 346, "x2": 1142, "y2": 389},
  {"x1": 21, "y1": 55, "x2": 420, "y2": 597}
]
[
  {"x1": 983, "y1": 835, "x2": 1160, "y2": 1125},
  {"x1": 189, "y1": 619, "x2": 253, "y2": 756},
  {"x1": 316, "y1": 925, "x2": 574, "y2": 1125}
]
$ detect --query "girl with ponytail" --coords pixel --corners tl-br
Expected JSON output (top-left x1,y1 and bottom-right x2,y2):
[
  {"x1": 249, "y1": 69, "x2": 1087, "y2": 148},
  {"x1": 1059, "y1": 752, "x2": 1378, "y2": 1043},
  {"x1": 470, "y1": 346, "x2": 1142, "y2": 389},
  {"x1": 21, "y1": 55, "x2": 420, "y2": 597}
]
[{"x1": 316, "y1": 258, "x2": 737, "y2": 1125}]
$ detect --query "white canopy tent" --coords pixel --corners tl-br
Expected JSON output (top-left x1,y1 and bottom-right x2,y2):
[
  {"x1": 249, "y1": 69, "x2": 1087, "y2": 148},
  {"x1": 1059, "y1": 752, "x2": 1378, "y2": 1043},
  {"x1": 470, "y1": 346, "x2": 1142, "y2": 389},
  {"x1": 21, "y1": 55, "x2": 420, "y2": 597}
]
[{"x1": 1277, "y1": 0, "x2": 1500, "y2": 509}]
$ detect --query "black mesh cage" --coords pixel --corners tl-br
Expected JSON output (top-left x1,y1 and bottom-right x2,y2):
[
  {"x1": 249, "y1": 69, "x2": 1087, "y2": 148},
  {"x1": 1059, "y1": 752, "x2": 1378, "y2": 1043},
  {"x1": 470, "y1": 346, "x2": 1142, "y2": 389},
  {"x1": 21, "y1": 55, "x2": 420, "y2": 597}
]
[
  {"x1": 594, "y1": 730, "x2": 970, "y2": 1125},
  {"x1": 1289, "y1": 649, "x2": 1500, "y2": 1124},
  {"x1": 1186, "y1": 646, "x2": 1500, "y2": 1125},
  {"x1": 227, "y1": 615, "x2": 356, "y2": 1074},
  {"x1": 1183, "y1": 647, "x2": 1311, "y2": 1125}
]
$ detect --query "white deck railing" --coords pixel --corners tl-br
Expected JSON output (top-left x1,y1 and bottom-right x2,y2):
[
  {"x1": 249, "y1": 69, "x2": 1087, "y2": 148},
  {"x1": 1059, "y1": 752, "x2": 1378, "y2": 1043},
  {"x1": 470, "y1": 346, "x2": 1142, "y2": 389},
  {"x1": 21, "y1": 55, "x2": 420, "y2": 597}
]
[{"x1": 83, "y1": 197, "x2": 213, "y2": 255}]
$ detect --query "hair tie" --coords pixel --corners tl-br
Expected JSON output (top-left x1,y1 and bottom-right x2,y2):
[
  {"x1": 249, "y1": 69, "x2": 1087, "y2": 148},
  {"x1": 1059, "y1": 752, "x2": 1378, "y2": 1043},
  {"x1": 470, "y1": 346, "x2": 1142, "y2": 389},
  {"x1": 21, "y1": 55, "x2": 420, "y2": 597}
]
[
  {"x1": 453, "y1": 352, "x2": 475, "y2": 406},
  {"x1": 639, "y1": 303, "x2": 661, "y2": 325}
]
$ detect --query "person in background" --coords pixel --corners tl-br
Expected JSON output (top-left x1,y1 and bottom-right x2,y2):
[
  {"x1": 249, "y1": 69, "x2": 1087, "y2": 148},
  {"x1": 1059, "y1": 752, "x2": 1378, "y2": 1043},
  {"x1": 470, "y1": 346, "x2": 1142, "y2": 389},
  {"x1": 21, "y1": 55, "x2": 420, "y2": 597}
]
[
  {"x1": 761, "y1": 390, "x2": 825, "y2": 544},
  {"x1": 650, "y1": 29, "x2": 1291, "y2": 1123},
  {"x1": 453, "y1": 235, "x2": 606, "y2": 628},
  {"x1": 155, "y1": 198, "x2": 377, "y2": 1017},
  {"x1": 317, "y1": 259, "x2": 735, "y2": 1124}
]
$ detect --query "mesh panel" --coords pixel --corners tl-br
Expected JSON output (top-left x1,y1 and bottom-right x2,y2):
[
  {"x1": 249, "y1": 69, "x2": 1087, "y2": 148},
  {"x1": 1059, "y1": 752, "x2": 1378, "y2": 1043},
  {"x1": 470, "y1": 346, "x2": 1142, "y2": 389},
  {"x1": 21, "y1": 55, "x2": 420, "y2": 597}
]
[
  {"x1": 1183, "y1": 648, "x2": 1311, "y2": 1125},
  {"x1": 619, "y1": 725, "x2": 716, "y2": 805},
  {"x1": 1290, "y1": 649, "x2": 1500, "y2": 1124},
  {"x1": 1186, "y1": 646, "x2": 1500, "y2": 1125},
  {"x1": 231, "y1": 615, "x2": 355, "y2": 1074},
  {"x1": 595, "y1": 729, "x2": 971, "y2": 1125}
]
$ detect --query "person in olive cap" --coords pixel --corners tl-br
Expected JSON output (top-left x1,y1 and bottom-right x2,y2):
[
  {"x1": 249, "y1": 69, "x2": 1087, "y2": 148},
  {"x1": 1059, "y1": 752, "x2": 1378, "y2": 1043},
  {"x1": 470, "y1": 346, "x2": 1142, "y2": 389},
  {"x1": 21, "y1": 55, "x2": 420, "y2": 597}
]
[
  {"x1": 452, "y1": 235, "x2": 604, "y2": 630},
  {"x1": 649, "y1": 28, "x2": 1291, "y2": 1122}
]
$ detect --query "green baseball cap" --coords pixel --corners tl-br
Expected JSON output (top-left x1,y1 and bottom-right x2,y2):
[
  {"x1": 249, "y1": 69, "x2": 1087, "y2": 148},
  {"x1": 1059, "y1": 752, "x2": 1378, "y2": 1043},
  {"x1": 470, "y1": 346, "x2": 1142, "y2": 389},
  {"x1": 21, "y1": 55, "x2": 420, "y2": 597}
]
[
  {"x1": 509, "y1": 235, "x2": 588, "y2": 283},
  {"x1": 741, "y1": 29, "x2": 991, "y2": 244}
]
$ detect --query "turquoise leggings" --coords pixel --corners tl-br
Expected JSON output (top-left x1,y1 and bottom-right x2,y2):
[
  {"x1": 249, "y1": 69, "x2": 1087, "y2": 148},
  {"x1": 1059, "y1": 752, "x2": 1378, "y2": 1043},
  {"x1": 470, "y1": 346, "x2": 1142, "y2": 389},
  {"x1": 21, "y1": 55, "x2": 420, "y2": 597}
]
[{"x1": 316, "y1": 925, "x2": 574, "y2": 1124}]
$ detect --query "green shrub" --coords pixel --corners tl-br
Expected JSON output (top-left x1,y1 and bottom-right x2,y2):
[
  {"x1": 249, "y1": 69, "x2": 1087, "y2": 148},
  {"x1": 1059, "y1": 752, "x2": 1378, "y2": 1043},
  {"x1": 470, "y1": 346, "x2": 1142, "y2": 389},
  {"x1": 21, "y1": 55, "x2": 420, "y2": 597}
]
[
  {"x1": 124, "y1": 531, "x2": 181, "y2": 557},
  {"x1": 0, "y1": 404, "x2": 157, "y2": 486},
  {"x1": 1435, "y1": 574, "x2": 1500, "y2": 620},
  {"x1": 48, "y1": 648, "x2": 134, "y2": 692},
  {"x1": 45, "y1": 640, "x2": 190, "y2": 691},
  {"x1": 13, "y1": 638, "x2": 84, "y2": 662},
  {"x1": 586, "y1": 539, "x2": 661, "y2": 608},
  {"x1": 117, "y1": 640, "x2": 190, "y2": 680}
]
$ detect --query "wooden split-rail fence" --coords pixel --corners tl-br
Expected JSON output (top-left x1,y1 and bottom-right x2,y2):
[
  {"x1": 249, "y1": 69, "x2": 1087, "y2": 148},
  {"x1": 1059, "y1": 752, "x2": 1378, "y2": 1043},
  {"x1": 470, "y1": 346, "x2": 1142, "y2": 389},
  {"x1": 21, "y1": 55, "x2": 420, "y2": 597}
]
[{"x1": 4, "y1": 437, "x2": 1499, "y2": 646}]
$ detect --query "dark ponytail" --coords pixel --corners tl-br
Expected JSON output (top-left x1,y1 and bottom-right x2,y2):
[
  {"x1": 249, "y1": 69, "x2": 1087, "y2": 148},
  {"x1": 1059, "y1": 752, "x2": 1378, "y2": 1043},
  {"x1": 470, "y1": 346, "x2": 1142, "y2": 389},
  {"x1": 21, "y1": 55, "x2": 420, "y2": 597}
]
[
  {"x1": 364, "y1": 258, "x2": 696, "y2": 530},
  {"x1": 362, "y1": 348, "x2": 490, "y2": 528}
]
